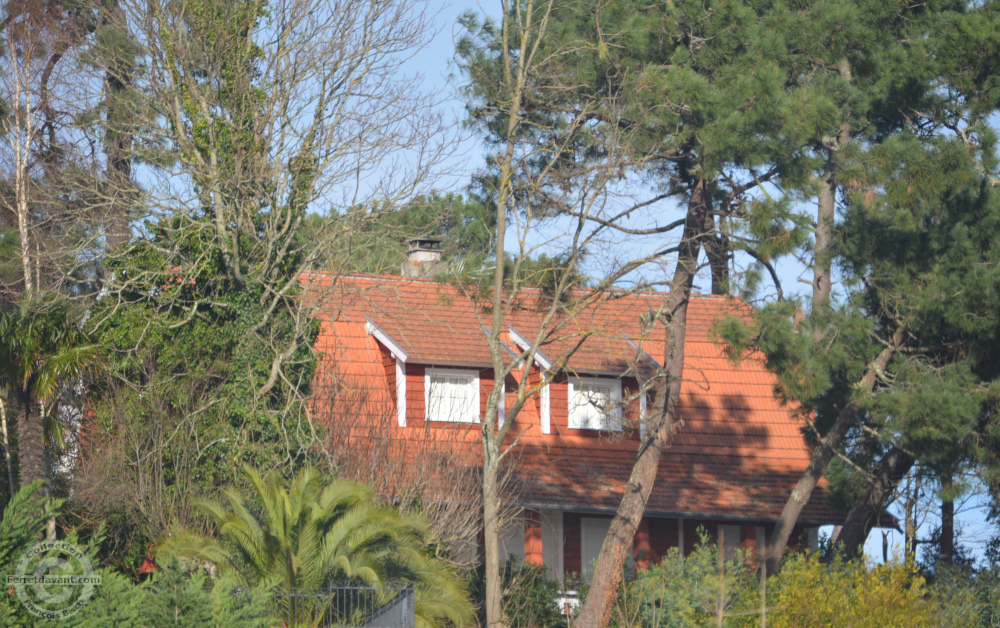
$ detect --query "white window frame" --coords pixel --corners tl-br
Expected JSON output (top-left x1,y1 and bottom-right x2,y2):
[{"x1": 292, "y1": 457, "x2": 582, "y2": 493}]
[
  {"x1": 498, "y1": 376, "x2": 506, "y2": 427},
  {"x1": 568, "y1": 377, "x2": 622, "y2": 431},
  {"x1": 424, "y1": 367, "x2": 480, "y2": 423},
  {"x1": 540, "y1": 383, "x2": 551, "y2": 434},
  {"x1": 639, "y1": 391, "x2": 647, "y2": 439}
]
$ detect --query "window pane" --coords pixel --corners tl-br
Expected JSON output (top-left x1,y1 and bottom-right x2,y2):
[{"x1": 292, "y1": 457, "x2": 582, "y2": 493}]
[
  {"x1": 571, "y1": 380, "x2": 618, "y2": 430},
  {"x1": 428, "y1": 372, "x2": 476, "y2": 422}
]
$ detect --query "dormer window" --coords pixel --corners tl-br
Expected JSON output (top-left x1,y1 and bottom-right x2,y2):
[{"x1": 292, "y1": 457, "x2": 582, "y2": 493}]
[
  {"x1": 425, "y1": 368, "x2": 480, "y2": 423},
  {"x1": 568, "y1": 377, "x2": 622, "y2": 431}
]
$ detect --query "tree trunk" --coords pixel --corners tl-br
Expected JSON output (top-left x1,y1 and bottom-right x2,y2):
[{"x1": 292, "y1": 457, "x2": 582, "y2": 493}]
[
  {"x1": 16, "y1": 391, "x2": 45, "y2": 489},
  {"x1": 572, "y1": 178, "x2": 709, "y2": 628},
  {"x1": 939, "y1": 477, "x2": 954, "y2": 566},
  {"x1": 764, "y1": 326, "x2": 903, "y2": 575},
  {"x1": 812, "y1": 158, "x2": 836, "y2": 316},
  {"x1": 811, "y1": 58, "x2": 852, "y2": 330},
  {"x1": 482, "y1": 441, "x2": 504, "y2": 627},
  {"x1": 905, "y1": 473, "x2": 921, "y2": 560},
  {"x1": 0, "y1": 395, "x2": 15, "y2": 497},
  {"x1": 101, "y1": 0, "x2": 135, "y2": 250},
  {"x1": 704, "y1": 209, "x2": 729, "y2": 296},
  {"x1": 829, "y1": 445, "x2": 914, "y2": 558}
]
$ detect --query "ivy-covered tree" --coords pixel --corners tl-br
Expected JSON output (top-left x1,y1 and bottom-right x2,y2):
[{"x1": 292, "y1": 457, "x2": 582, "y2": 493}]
[{"x1": 76, "y1": 0, "x2": 445, "y2": 552}]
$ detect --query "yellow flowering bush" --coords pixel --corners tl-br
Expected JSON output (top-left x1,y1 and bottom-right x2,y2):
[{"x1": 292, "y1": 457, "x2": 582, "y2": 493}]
[{"x1": 767, "y1": 553, "x2": 939, "y2": 628}]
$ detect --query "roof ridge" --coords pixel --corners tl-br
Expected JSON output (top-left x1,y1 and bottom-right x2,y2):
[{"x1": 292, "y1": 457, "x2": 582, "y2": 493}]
[{"x1": 301, "y1": 270, "x2": 743, "y2": 302}]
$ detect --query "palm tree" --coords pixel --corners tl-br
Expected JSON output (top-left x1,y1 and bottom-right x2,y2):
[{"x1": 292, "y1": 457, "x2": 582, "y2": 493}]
[
  {"x1": 167, "y1": 465, "x2": 474, "y2": 628},
  {"x1": 0, "y1": 296, "x2": 98, "y2": 491}
]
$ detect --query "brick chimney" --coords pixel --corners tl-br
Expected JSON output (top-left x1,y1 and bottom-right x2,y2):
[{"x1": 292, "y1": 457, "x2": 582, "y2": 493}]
[{"x1": 401, "y1": 237, "x2": 444, "y2": 277}]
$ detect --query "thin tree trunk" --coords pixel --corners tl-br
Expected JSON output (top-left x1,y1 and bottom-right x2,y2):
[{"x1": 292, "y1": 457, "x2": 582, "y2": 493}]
[
  {"x1": 906, "y1": 473, "x2": 921, "y2": 560},
  {"x1": 716, "y1": 528, "x2": 725, "y2": 628},
  {"x1": 482, "y1": 448, "x2": 504, "y2": 627},
  {"x1": 482, "y1": 4, "x2": 528, "y2": 623},
  {"x1": 101, "y1": 0, "x2": 135, "y2": 250},
  {"x1": 829, "y1": 445, "x2": 914, "y2": 558},
  {"x1": 771, "y1": 61, "x2": 855, "y2": 568},
  {"x1": 4, "y1": 26, "x2": 36, "y2": 293},
  {"x1": 764, "y1": 326, "x2": 903, "y2": 575},
  {"x1": 759, "y1": 561, "x2": 767, "y2": 628},
  {"x1": 939, "y1": 476, "x2": 954, "y2": 566},
  {"x1": 572, "y1": 178, "x2": 709, "y2": 628},
  {"x1": 16, "y1": 391, "x2": 45, "y2": 489},
  {"x1": 811, "y1": 58, "x2": 852, "y2": 329},
  {"x1": 704, "y1": 208, "x2": 729, "y2": 296},
  {"x1": 812, "y1": 160, "x2": 836, "y2": 316},
  {"x1": 40, "y1": 402, "x2": 57, "y2": 540},
  {"x1": 0, "y1": 395, "x2": 15, "y2": 497},
  {"x1": 481, "y1": 1, "x2": 559, "y2": 622}
]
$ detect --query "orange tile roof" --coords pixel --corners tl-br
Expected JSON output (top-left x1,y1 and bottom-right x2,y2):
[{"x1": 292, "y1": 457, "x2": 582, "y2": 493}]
[{"x1": 305, "y1": 272, "x2": 843, "y2": 525}]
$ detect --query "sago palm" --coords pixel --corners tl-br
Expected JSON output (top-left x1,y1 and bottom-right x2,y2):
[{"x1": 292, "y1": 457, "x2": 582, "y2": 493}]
[
  {"x1": 0, "y1": 296, "x2": 99, "y2": 489},
  {"x1": 167, "y1": 465, "x2": 474, "y2": 628}
]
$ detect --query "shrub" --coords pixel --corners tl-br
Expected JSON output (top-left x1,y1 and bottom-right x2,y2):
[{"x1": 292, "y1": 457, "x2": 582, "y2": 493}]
[
  {"x1": 470, "y1": 555, "x2": 565, "y2": 628},
  {"x1": 611, "y1": 533, "x2": 947, "y2": 628},
  {"x1": 767, "y1": 553, "x2": 937, "y2": 628},
  {"x1": 928, "y1": 565, "x2": 1000, "y2": 627},
  {"x1": 610, "y1": 529, "x2": 758, "y2": 628},
  {"x1": 48, "y1": 558, "x2": 269, "y2": 628}
]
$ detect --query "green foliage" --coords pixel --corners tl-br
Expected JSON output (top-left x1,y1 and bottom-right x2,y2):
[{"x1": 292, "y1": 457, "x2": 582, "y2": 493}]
[
  {"x1": 722, "y1": 129, "x2": 1000, "y2": 514},
  {"x1": 608, "y1": 530, "x2": 758, "y2": 628},
  {"x1": 0, "y1": 294, "x2": 97, "y2": 399},
  {"x1": 469, "y1": 556, "x2": 565, "y2": 628},
  {"x1": 165, "y1": 465, "x2": 474, "y2": 628},
  {"x1": 307, "y1": 192, "x2": 496, "y2": 275},
  {"x1": 0, "y1": 294, "x2": 99, "y2": 487},
  {"x1": 611, "y1": 545, "x2": 993, "y2": 628},
  {"x1": 765, "y1": 554, "x2": 937, "y2": 628},
  {"x1": 0, "y1": 482, "x2": 270, "y2": 627},
  {"x1": 27, "y1": 558, "x2": 271, "y2": 628},
  {"x1": 82, "y1": 204, "x2": 320, "y2": 542},
  {"x1": 131, "y1": 557, "x2": 269, "y2": 628},
  {"x1": 0, "y1": 482, "x2": 59, "y2": 576},
  {"x1": 927, "y1": 565, "x2": 1000, "y2": 627},
  {"x1": 459, "y1": 0, "x2": 831, "y2": 283}
]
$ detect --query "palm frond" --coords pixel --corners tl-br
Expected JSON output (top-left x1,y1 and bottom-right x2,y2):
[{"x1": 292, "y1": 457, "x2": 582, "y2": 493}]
[{"x1": 171, "y1": 466, "x2": 474, "y2": 627}]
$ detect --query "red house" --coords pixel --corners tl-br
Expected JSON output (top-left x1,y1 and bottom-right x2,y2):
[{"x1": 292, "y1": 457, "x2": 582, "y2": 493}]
[{"x1": 304, "y1": 261, "x2": 842, "y2": 581}]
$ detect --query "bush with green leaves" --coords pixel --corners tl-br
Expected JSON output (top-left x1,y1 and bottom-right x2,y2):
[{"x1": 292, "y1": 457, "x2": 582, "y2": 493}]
[
  {"x1": 607, "y1": 529, "x2": 759, "y2": 628},
  {"x1": 469, "y1": 555, "x2": 566, "y2": 628},
  {"x1": 0, "y1": 481, "x2": 270, "y2": 627},
  {"x1": 0, "y1": 482, "x2": 62, "y2": 623},
  {"x1": 928, "y1": 565, "x2": 1000, "y2": 627},
  {"x1": 41, "y1": 558, "x2": 270, "y2": 628},
  {"x1": 608, "y1": 537, "x2": 1000, "y2": 628}
]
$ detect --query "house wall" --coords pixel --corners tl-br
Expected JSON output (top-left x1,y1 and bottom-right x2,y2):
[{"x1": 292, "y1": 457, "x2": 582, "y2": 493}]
[{"x1": 547, "y1": 513, "x2": 817, "y2": 581}]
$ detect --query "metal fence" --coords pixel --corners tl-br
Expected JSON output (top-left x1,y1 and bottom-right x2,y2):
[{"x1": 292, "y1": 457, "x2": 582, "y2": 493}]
[{"x1": 262, "y1": 582, "x2": 415, "y2": 627}]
